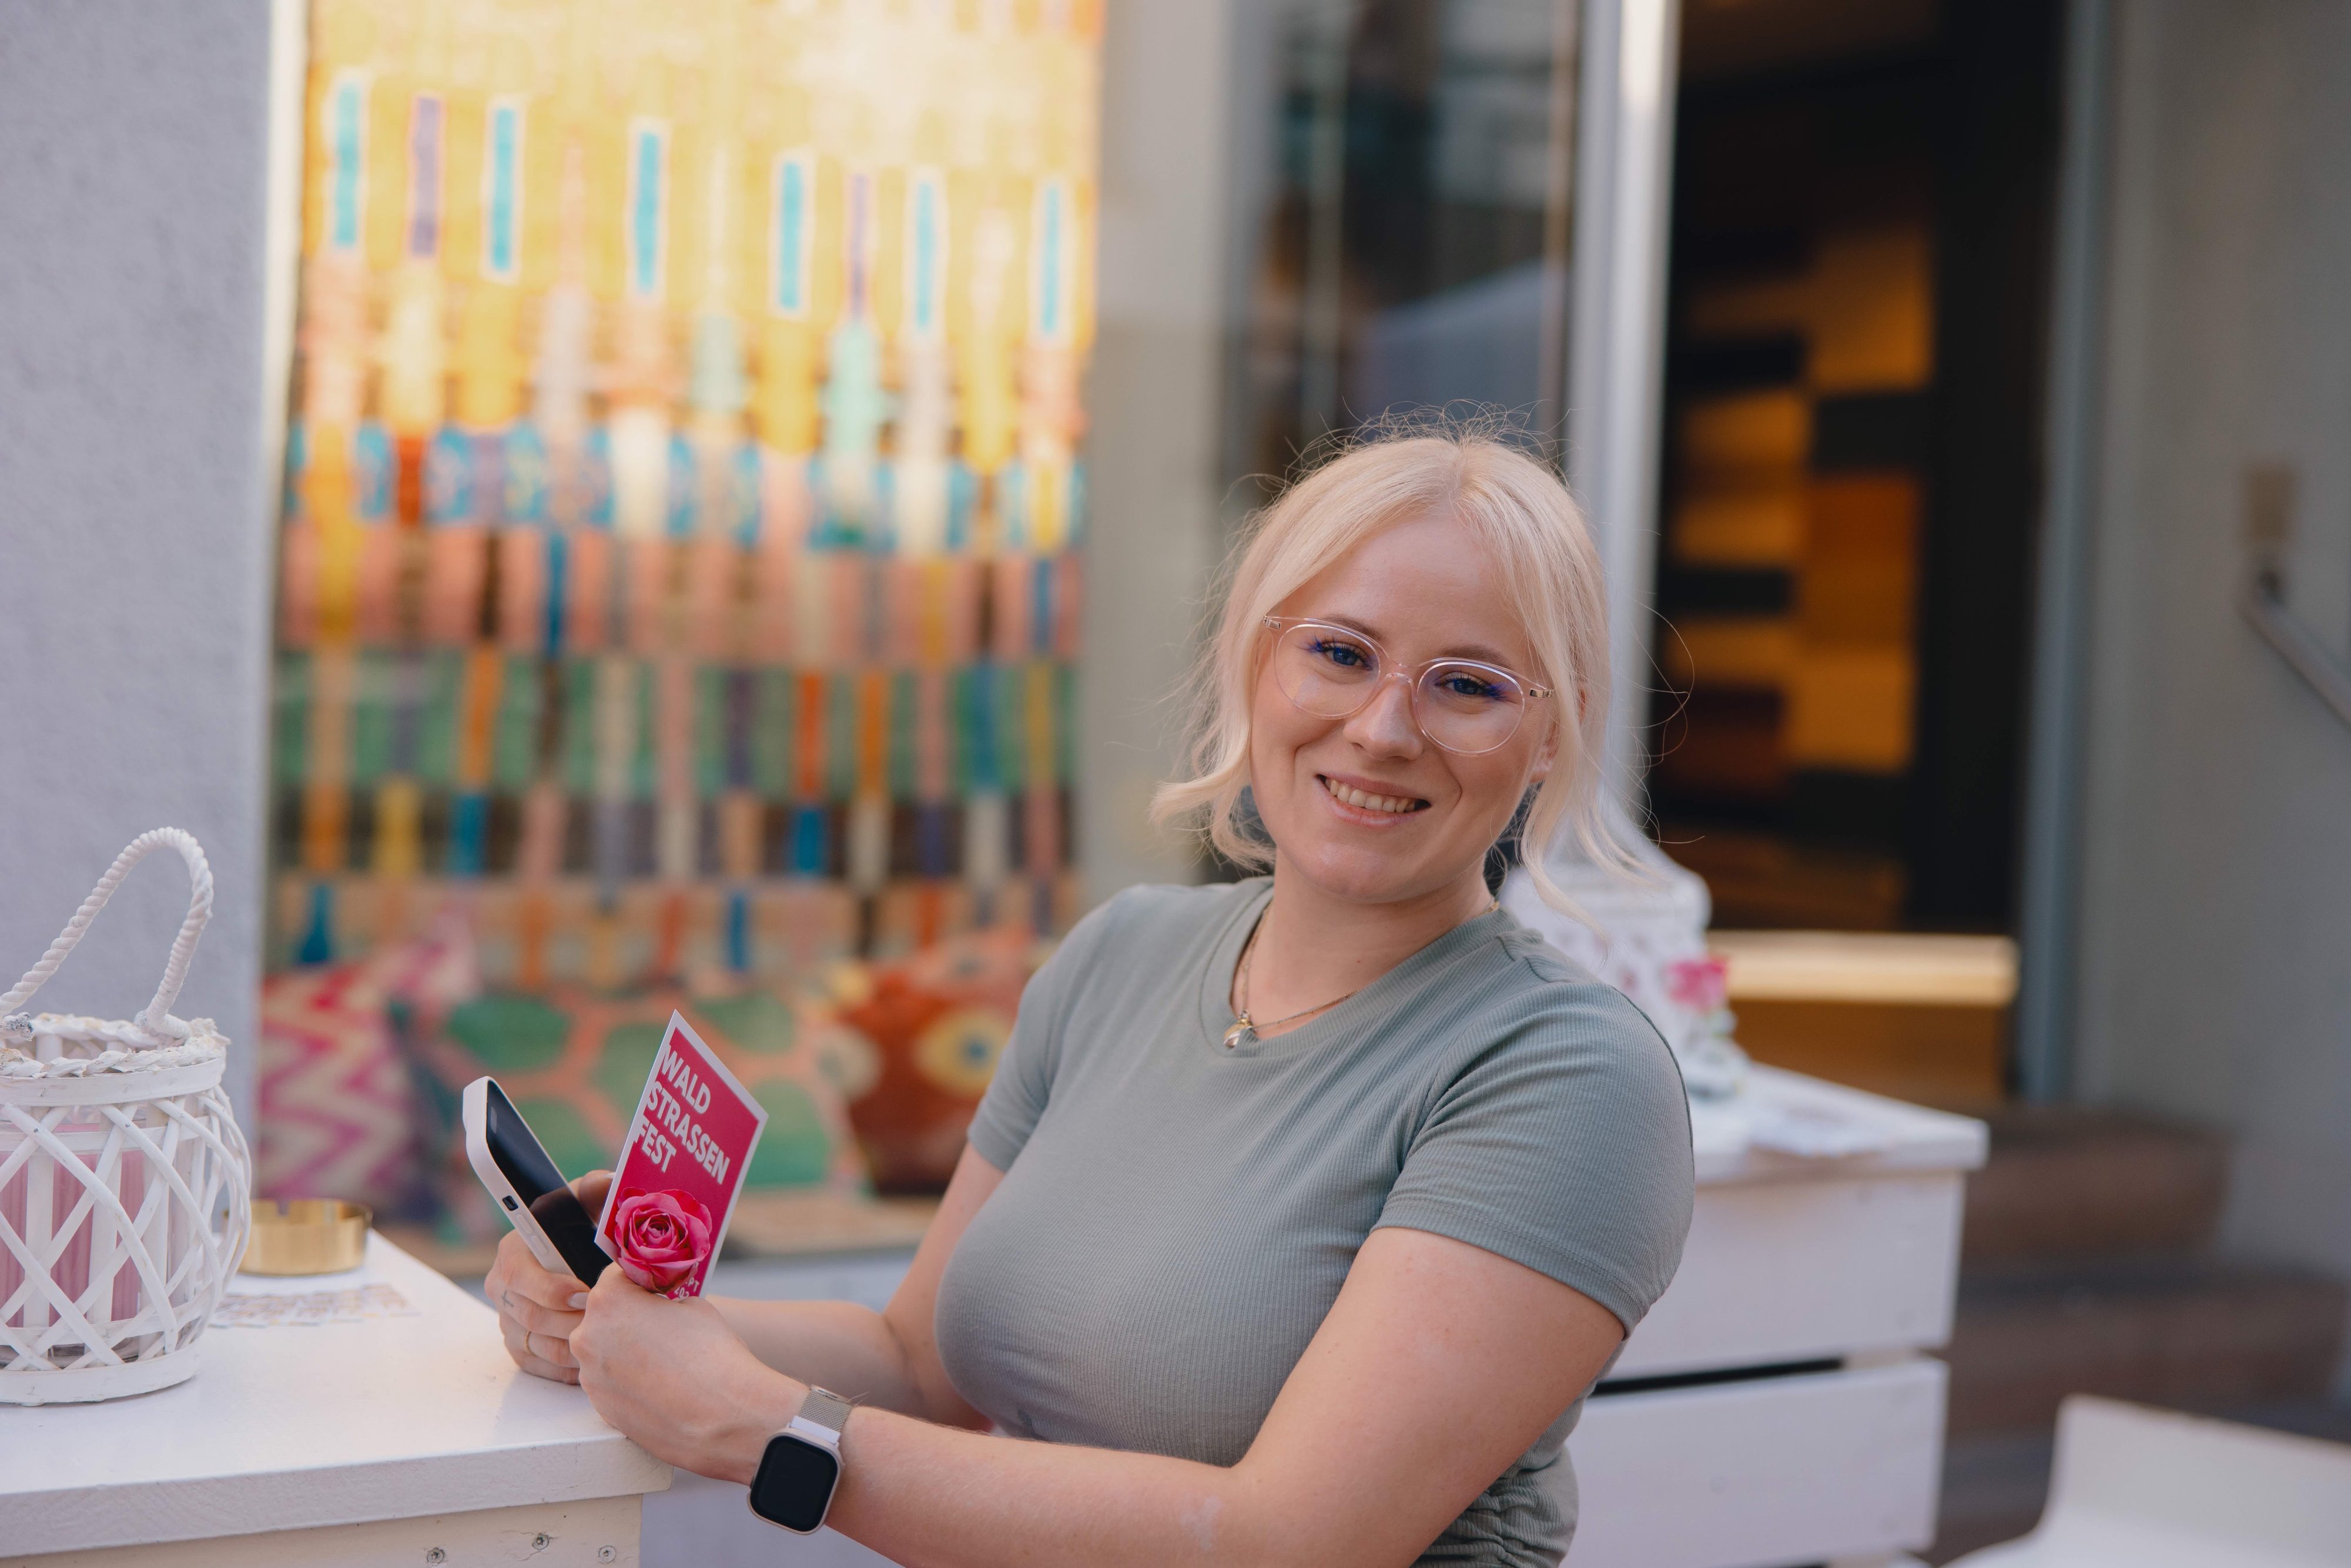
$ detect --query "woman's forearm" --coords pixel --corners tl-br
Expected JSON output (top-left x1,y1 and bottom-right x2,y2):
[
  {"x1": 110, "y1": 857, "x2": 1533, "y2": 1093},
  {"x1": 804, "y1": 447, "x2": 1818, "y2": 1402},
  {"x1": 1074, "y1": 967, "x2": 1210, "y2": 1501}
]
[
  {"x1": 708, "y1": 1296, "x2": 967, "y2": 1423},
  {"x1": 833, "y1": 1409, "x2": 1302, "y2": 1568},
  {"x1": 717, "y1": 1375, "x2": 1328, "y2": 1568}
]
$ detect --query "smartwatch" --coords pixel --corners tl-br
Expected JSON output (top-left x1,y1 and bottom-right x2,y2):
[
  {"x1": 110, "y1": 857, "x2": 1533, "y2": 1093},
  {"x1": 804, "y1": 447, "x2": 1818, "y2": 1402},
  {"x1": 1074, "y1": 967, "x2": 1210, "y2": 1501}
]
[{"x1": 748, "y1": 1386, "x2": 853, "y2": 1534}]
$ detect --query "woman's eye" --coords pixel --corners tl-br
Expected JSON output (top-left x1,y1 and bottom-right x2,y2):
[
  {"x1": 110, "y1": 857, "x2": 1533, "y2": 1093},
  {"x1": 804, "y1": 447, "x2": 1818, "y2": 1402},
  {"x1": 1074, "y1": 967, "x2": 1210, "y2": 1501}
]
[
  {"x1": 1308, "y1": 639, "x2": 1372, "y2": 670},
  {"x1": 1437, "y1": 672, "x2": 1506, "y2": 701}
]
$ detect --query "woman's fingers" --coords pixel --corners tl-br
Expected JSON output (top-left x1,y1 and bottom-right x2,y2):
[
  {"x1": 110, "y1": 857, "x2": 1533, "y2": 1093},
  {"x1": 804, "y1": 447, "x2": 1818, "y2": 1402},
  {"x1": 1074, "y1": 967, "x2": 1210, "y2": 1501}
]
[
  {"x1": 496, "y1": 1285, "x2": 585, "y2": 1338},
  {"x1": 485, "y1": 1213, "x2": 606, "y2": 1386},
  {"x1": 485, "y1": 1232, "x2": 590, "y2": 1339},
  {"x1": 501, "y1": 1317, "x2": 582, "y2": 1385},
  {"x1": 485, "y1": 1183, "x2": 613, "y2": 1383},
  {"x1": 572, "y1": 1168, "x2": 615, "y2": 1211}
]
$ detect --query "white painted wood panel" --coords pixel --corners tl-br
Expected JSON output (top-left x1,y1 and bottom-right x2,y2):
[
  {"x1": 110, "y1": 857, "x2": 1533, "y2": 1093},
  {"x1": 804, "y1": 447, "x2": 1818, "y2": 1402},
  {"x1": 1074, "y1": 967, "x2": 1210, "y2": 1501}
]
[
  {"x1": 647, "y1": 1471, "x2": 896, "y2": 1567},
  {"x1": 7, "y1": 1497, "x2": 642, "y2": 1568},
  {"x1": 1567, "y1": 1359, "x2": 1947, "y2": 1568},
  {"x1": 1616, "y1": 1171, "x2": 1967, "y2": 1379}
]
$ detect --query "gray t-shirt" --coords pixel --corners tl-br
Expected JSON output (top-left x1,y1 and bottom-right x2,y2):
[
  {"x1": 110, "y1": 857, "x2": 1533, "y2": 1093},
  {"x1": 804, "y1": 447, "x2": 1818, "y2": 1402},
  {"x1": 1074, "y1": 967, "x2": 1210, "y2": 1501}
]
[{"x1": 935, "y1": 878, "x2": 1694, "y2": 1565}]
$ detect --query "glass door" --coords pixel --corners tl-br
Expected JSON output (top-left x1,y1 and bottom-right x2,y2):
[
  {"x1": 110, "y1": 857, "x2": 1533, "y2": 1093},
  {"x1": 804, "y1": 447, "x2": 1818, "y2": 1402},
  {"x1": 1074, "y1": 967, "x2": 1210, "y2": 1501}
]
[{"x1": 1223, "y1": 0, "x2": 1582, "y2": 488}]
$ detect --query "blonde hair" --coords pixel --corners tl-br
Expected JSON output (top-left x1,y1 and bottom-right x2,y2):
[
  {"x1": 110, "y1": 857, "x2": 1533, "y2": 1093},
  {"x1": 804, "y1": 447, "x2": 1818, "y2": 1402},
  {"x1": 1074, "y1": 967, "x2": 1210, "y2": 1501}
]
[{"x1": 1151, "y1": 423, "x2": 1620, "y2": 913}]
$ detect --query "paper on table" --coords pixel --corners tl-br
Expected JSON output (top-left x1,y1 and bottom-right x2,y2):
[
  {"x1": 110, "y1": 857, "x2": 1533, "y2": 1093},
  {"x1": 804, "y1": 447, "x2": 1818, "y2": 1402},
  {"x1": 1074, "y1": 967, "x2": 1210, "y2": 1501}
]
[
  {"x1": 1743, "y1": 1097, "x2": 1898, "y2": 1160},
  {"x1": 213, "y1": 1282, "x2": 418, "y2": 1328}
]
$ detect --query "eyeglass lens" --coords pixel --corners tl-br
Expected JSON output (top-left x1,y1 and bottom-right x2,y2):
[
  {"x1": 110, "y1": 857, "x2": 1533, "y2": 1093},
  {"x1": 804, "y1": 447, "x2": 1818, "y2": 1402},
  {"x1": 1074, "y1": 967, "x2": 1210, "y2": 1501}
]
[{"x1": 1270, "y1": 624, "x2": 1528, "y2": 755}]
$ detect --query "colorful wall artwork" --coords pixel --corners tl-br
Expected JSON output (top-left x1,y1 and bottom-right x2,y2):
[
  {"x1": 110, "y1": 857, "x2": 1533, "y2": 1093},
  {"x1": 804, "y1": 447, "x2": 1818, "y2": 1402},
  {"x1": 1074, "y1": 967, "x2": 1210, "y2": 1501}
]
[{"x1": 270, "y1": 0, "x2": 1099, "y2": 991}]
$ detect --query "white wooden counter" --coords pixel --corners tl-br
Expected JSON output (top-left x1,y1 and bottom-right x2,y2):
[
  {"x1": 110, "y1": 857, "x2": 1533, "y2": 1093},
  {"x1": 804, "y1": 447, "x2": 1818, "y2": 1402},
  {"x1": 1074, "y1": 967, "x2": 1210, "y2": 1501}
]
[
  {"x1": 0, "y1": 1232, "x2": 670, "y2": 1567},
  {"x1": 1572, "y1": 1066, "x2": 1985, "y2": 1568},
  {"x1": 0, "y1": 1068, "x2": 1978, "y2": 1568}
]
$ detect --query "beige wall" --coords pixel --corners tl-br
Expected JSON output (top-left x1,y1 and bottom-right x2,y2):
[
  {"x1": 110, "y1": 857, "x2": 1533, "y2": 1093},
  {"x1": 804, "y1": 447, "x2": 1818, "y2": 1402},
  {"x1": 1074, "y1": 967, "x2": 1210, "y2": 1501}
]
[
  {"x1": 2074, "y1": 0, "x2": 2351, "y2": 1381},
  {"x1": 0, "y1": 1, "x2": 279, "y2": 1115},
  {"x1": 1077, "y1": 0, "x2": 1238, "y2": 898}
]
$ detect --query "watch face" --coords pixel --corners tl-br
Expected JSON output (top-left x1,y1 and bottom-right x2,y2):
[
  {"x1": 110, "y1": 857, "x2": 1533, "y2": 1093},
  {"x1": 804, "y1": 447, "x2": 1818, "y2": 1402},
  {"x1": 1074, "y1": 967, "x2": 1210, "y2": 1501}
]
[{"x1": 751, "y1": 1435, "x2": 841, "y2": 1533}]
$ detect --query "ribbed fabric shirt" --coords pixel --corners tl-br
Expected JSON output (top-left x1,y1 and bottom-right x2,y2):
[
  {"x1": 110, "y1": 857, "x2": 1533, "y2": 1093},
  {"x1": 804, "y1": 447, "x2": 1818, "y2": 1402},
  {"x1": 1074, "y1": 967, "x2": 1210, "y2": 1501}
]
[{"x1": 934, "y1": 877, "x2": 1694, "y2": 1565}]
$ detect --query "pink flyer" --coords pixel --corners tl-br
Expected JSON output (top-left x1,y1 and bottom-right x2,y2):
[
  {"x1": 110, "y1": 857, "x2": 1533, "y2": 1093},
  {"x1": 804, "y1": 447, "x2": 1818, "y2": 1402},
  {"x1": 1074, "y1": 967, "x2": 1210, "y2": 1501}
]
[{"x1": 595, "y1": 1012, "x2": 767, "y2": 1299}]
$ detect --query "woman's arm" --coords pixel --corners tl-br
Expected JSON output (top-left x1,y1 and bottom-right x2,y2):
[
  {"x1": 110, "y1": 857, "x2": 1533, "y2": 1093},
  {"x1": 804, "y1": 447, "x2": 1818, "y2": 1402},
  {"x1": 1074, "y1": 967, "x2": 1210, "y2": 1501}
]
[
  {"x1": 485, "y1": 1150, "x2": 1003, "y2": 1429},
  {"x1": 709, "y1": 1147, "x2": 1000, "y2": 1426},
  {"x1": 569, "y1": 1214, "x2": 1625, "y2": 1568}
]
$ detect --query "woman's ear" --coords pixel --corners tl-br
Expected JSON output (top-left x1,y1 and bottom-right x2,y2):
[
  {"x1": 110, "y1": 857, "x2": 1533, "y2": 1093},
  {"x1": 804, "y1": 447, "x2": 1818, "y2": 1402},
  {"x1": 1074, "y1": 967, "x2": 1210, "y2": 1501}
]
[{"x1": 1531, "y1": 711, "x2": 1562, "y2": 781}]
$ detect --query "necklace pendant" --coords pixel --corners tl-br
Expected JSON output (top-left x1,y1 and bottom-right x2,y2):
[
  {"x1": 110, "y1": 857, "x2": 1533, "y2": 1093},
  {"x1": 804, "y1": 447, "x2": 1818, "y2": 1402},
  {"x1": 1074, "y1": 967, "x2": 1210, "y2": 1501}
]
[{"x1": 1222, "y1": 1017, "x2": 1254, "y2": 1051}]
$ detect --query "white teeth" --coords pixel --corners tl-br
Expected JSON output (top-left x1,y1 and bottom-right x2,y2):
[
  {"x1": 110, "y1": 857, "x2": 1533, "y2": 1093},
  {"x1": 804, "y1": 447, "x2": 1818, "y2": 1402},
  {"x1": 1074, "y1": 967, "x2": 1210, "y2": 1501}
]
[{"x1": 1324, "y1": 778, "x2": 1418, "y2": 815}]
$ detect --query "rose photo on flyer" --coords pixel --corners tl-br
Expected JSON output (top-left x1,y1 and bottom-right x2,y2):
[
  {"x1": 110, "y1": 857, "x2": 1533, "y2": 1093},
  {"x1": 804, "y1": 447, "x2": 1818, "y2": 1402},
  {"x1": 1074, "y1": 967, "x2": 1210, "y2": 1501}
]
[
  {"x1": 608, "y1": 1188, "x2": 715, "y2": 1297},
  {"x1": 595, "y1": 1012, "x2": 768, "y2": 1299}
]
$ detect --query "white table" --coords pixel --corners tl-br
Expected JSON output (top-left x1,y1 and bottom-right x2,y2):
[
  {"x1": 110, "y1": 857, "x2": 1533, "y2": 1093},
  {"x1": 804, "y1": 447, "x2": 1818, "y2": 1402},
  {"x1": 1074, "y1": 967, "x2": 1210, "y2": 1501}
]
[
  {"x1": 1, "y1": 1233, "x2": 670, "y2": 1567},
  {"x1": 3, "y1": 1068, "x2": 1981, "y2": 1568},
  {"x1": 1571, "y1": 1066, "x2": 1986, "y2": 1568}
]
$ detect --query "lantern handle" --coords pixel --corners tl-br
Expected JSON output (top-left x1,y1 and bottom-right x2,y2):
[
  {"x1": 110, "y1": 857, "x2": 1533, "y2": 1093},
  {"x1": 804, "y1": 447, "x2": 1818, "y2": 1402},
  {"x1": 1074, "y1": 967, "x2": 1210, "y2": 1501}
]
[{"x1": 0, "y1": 828, "x2": 215, "y2": 1046}]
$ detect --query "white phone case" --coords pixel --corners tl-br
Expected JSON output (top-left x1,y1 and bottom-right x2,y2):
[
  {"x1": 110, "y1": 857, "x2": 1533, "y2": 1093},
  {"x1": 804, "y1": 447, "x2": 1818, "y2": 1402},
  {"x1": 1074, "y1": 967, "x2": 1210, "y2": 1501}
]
[{"x1": 461, "y1": 1077, "x2": 570, "y2": 1276}]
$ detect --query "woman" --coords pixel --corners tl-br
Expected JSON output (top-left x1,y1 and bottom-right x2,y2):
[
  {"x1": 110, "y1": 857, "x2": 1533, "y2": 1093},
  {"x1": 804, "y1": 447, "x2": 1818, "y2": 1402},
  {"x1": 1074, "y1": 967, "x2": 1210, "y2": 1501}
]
[{"x1": 489, "y1": 430, "x2": 1694, "y2": 1566}]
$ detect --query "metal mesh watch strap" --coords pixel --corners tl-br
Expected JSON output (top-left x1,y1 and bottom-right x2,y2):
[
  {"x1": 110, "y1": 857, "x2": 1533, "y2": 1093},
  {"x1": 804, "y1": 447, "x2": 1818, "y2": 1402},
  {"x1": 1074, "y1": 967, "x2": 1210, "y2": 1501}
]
[
  {"x1": 796, "y1": 1386, "x2": 854, "y2": 1440},
  {"x1": 752, "y1": 1387, "x2": 850, "y2": 1535}
]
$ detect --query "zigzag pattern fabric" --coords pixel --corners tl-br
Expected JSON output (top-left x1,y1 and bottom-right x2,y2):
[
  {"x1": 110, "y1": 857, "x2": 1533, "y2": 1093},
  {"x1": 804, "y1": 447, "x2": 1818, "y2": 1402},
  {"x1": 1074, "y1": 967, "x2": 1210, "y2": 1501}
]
[
  {"x1": 254, "y1": 959, "x2": 421, "y2": 1210},
  {"x1": 270, "y1": 0, "x2": 1099, "y2": 989}
]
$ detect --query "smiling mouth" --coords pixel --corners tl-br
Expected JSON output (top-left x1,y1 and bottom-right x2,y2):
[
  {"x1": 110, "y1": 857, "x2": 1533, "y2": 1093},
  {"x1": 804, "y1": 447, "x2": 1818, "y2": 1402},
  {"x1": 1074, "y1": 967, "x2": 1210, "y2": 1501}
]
[{"x1": 1318, "y1": 775, "x2": 1430, "y2": 816}]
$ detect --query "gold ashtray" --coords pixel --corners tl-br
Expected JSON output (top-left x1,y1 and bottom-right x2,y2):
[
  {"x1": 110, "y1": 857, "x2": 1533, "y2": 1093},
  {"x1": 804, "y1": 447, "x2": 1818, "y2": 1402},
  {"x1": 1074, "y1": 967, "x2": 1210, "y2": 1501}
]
[{"x1": 240, "y1": 1199, "x2": 373, "y2": 1276}]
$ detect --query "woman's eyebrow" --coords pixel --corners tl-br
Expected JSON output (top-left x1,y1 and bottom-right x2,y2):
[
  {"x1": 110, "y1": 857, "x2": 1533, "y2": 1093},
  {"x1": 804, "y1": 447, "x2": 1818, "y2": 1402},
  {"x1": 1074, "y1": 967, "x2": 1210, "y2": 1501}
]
[
  {"x1": 1438, "y1": 641, "x2": 1516, "y2": 666},
  {"x1": 1318, "y1": 612, "x2": 1376, "y2": 632}
]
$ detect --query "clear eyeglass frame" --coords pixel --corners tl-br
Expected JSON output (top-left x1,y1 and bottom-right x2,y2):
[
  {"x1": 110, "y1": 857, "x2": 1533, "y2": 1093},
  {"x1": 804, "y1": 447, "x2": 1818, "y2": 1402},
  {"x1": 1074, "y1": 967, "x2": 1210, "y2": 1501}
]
[{"x1": 1261, "y1": 616, "x2": 1552, "y2": 756}]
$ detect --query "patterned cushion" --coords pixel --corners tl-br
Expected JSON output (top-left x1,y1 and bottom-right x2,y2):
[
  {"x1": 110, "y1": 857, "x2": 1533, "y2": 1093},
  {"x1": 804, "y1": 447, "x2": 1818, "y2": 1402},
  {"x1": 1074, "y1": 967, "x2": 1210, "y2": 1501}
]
[
  {"x1": 404, "y1": 981, "x2": 876, "y2": 1242},
  {"x1": 835, "y1": 926, "x2": 1049, "y2": 1193},
  {"x1": 255, "y1": 930, "x2": 473, "y2": 1217}
]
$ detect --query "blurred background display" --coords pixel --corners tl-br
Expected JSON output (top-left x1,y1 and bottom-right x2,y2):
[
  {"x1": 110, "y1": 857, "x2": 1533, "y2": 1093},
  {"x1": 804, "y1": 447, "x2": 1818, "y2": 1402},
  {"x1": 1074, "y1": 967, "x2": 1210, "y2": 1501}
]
[
  {"x1": 259, "y1": 0, "x2": 1097, "y2": 1223},
  {"x1": 273, "y1": 0, "x2": 1094, "y2": 983}
]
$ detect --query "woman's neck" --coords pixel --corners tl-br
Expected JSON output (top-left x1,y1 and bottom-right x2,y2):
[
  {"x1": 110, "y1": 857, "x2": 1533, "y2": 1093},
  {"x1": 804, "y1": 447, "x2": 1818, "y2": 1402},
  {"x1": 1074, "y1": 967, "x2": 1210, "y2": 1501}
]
[{"x1": 1236, "y1": 859, "x2": 1496, "y2": 1031}]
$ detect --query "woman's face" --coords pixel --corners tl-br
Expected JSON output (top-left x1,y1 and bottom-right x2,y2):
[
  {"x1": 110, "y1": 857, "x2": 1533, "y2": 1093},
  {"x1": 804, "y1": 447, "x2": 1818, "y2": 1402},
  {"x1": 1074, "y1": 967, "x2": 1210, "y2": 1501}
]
[{"x1": 1248, "y1": 512, "x2": 1555, "y2": 909}]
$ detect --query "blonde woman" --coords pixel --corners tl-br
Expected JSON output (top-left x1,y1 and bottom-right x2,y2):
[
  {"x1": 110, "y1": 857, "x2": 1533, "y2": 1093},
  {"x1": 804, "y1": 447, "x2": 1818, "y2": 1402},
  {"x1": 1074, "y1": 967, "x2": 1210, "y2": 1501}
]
[{"x1": 488, "y1": 430, "x2": 1694, "y2": 1566}]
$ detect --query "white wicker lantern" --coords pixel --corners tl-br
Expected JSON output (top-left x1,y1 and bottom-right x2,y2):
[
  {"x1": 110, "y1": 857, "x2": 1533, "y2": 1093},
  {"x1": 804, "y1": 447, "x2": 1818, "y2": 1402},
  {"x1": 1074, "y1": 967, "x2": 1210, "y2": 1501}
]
[
  {"x1": 0, "y1": 829, "x2": 252, "y2": 1405},
  {"x1": 1501, "y1": 802, "x2": 1750, "y2": 1101}
]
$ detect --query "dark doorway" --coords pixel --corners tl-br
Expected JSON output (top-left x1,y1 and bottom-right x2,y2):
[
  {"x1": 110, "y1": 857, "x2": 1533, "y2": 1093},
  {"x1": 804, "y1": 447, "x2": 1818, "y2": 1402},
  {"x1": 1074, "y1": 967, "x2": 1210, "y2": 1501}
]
[{"x1": 1649, "y1": 0, "x2": 2063, "y2": 933}]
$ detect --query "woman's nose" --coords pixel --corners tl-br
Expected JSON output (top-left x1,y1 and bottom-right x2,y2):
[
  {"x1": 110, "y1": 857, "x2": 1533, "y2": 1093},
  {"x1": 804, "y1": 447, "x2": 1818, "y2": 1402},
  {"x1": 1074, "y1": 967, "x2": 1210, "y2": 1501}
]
[{"x1": 1345, "y1": 671, "x2": 1424, "y2": 756}]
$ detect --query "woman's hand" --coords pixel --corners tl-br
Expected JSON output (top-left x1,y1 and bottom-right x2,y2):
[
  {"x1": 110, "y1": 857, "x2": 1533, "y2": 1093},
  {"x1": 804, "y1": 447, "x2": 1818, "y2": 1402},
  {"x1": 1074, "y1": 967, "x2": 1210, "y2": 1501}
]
[
  {"x1": 484, "y1": 1169, "x2": 612, "y2": 1385},
  {"x1": 571, "y1": 1265, "x2": 801, "y2": 1484}
]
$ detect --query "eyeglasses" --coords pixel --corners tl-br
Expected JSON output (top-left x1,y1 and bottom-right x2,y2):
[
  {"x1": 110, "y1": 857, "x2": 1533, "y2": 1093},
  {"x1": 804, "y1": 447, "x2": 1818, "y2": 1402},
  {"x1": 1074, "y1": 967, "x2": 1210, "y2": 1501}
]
[{"x1": 1261, "y1": 617, "x2": 1550, "y2": 756}]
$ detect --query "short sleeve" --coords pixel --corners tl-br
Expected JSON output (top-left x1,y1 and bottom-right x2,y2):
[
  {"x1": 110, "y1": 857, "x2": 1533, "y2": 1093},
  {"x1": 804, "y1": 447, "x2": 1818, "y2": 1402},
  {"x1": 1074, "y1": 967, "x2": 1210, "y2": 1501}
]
[
  {"x1": 963, "y1": 892, "x2": 1126, "y2": 1172},
  {"x1": 1374, "y1": 983, "x2": 1695, "y2": 1335}
]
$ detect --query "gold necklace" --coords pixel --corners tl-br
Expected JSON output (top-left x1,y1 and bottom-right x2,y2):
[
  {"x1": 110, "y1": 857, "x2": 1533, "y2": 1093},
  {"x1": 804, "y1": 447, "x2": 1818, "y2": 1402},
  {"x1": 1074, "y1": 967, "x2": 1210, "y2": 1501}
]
[
  {"x1": 1223, "y1": 896, "x2": 1503, "y2": 1051},
  {"x1": 1224, "y1": 918, "x2": 1361, "y2": 1050}
]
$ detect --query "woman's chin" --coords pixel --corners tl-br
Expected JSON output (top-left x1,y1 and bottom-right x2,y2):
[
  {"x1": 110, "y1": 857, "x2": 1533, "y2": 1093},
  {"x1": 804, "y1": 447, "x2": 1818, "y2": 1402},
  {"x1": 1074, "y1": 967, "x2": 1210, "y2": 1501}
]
[{"x1": 1280, "y1": 842, "x2": 1444, "y2": 907}]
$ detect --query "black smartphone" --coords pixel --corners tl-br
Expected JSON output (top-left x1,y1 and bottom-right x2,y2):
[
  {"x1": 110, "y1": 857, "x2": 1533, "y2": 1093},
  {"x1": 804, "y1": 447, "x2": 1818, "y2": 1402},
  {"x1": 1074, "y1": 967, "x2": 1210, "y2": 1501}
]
[{"x1": 461, "y1": 1077, "x2": 611, "y2": 1286}]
